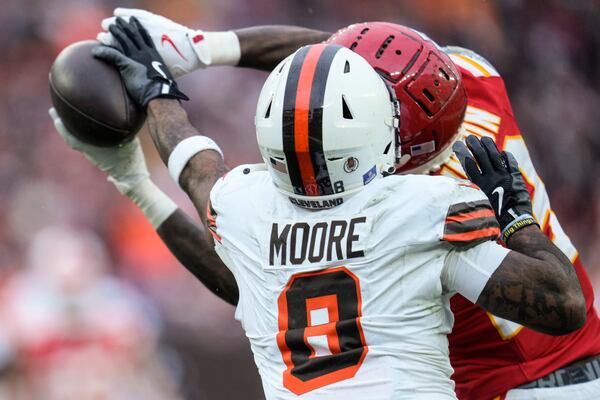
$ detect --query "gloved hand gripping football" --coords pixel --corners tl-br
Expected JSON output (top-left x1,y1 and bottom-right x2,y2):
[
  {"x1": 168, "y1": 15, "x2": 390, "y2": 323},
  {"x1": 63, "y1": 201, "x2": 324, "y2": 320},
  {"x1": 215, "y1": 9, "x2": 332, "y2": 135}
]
[
  {"x1": 93, "y1": 16, "x2": 189, "y2": 108},
  {"x1": 453, "y1": 135, "x2": 539, "y2": 242},
  {"x1": 49, "y1": 107, "x2": 149, "y2": 195},
  {"x1": 50, "y1": 107, "x2": 178, "y2": 228}
]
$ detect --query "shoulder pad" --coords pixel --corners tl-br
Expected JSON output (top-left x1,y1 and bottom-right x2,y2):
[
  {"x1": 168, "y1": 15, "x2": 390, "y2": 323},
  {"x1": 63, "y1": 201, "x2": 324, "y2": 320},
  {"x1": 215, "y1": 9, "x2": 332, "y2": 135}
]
[
  {"x1": 230, "y1": 163, "x2": 267, "y2": 176},
  {"x1": 211, "y1": 163, "x2": 268, "y2": 204},
  {"x1": 444, "y1": 45, "x2": 500, "y2": 78}
]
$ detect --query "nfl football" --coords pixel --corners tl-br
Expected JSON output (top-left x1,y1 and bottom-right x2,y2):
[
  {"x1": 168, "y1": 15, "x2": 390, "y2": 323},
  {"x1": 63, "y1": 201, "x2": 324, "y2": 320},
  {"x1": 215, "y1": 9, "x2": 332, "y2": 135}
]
[{"x1": 49, "y1": 40, "x2": 145, "y2": 147}]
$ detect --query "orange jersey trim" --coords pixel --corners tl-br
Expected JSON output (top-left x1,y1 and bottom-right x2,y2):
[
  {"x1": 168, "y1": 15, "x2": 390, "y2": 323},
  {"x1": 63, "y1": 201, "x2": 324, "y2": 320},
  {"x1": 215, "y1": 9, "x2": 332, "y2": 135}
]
[
  {"x1": 446, "y1": 209, "x2": 496, "y2": 224},
  {"x1": 206, "y1": 201, "x2": 221, "y2": 242},
  {"x1": 443, "y1": 226, "x2": 500, "y2": 242}
]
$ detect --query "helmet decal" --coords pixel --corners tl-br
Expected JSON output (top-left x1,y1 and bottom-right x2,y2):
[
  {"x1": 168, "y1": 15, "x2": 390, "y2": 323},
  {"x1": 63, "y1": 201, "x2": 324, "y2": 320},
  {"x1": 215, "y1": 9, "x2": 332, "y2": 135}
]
[
  {"x1": 343, "y1": 157, "x2": 360, "y2": 173},
  {"x1": 282, "y1": 44, "x2": 343, "y2": 197}
]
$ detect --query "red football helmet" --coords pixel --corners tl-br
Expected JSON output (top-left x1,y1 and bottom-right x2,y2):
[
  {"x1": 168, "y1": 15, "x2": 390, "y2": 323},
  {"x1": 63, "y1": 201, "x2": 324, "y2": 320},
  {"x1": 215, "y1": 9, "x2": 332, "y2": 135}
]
[{"x1": 328, "y1": 22, "x2": 467, "y2": 173}]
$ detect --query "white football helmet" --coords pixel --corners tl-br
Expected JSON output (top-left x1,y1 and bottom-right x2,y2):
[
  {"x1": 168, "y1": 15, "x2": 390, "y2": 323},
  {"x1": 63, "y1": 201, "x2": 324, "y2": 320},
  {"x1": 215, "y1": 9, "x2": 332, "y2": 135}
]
[{"x1": 255, "y1": 44, "x2": 399, "y2": 209}]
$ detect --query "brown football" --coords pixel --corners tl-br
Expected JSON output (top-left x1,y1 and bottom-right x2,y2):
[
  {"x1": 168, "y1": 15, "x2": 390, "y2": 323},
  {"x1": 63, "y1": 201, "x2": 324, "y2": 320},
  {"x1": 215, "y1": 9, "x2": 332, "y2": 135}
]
[{"x1": 49, "y1": 40, "x2": 145, "y2": 147}]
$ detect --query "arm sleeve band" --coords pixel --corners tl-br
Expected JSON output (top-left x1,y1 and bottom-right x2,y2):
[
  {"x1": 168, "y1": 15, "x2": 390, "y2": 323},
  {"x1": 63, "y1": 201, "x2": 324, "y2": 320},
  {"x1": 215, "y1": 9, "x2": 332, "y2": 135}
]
[
  {"x1": 442, "y1": 241, "x2": 510, "y2": 303},
  {"x1": 189, "y1": 30, "x2": 241, "y2": 66},
  {"x1": 167, "y1": 135, "x2": 223, "y2": 187}
]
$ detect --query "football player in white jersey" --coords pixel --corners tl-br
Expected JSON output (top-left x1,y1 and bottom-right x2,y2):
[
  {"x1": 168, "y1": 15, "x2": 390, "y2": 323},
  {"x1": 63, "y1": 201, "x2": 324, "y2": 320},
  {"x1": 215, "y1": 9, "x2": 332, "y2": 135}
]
[
  {"x1": 89, "y1": 12, "x2": 600, "y2": 400},
  {"x1": 49, "y1": 17, "x2": 586, "y2": 399}
]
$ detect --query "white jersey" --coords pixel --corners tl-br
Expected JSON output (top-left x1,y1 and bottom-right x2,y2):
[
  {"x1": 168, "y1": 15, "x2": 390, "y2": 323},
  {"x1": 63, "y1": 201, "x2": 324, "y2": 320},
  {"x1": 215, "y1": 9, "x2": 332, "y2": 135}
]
[{"x1": 208, "y1": 165, "x2": 510, "y2": 400}]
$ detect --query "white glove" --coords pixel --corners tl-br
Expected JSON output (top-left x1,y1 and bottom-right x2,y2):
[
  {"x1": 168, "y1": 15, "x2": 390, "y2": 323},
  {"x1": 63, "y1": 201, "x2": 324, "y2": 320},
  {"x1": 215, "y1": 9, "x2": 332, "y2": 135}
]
[
  {"x1": 50, "y1": 107, "x2": 148, "y2": 195},
  {"x1": 97, "y1": 8, "x2": 241, "y2": 78},
  {"x1": 49, "y1": 108, "x2": 177, "y2": 228}
]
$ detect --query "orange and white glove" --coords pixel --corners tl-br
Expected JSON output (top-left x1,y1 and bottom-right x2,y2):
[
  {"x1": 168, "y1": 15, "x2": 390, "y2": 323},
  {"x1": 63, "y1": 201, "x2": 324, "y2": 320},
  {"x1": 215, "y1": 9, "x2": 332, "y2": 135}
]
[{"x1": 97, "y1": 8, "x2": 241, "y2": 78}]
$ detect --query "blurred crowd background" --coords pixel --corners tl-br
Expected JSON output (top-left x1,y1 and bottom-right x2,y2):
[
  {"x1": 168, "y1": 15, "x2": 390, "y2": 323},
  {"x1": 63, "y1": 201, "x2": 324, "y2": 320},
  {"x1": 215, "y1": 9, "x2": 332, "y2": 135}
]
[{"x1": 0, "y1": 0, "x2": 599, "y2": 398}]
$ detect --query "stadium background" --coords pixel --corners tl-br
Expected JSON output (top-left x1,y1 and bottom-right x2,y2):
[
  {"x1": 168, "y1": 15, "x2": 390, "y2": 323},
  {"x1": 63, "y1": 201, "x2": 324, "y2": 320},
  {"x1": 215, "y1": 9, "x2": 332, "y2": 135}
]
[{"x1": 0, "y1": 0, "x2": 599, "y2": 398}]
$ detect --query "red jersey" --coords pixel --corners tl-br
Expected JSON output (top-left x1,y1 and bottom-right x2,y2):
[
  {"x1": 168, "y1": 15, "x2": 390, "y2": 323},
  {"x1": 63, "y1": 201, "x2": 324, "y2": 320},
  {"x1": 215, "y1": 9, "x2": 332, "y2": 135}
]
[{"x1": 438, "y1": 47, "x2": 600, "y2": 400}]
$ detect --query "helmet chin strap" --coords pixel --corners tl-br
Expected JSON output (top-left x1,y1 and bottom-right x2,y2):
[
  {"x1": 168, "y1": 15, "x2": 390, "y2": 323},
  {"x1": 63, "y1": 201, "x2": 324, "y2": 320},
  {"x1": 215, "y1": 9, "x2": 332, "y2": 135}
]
[
  {"x1": 396, "y1": 154, "x2": 412, "y2": 170},
  {"x1": 380, "y1": 73, "x2": 402, "y2": 166}
]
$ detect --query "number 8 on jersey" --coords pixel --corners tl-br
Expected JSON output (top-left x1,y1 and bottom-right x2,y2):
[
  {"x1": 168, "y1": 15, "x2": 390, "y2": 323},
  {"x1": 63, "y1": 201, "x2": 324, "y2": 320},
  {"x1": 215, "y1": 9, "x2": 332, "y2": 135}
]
[{"x1": 277, "y1": 267, "x2": 368, "y2": 394}]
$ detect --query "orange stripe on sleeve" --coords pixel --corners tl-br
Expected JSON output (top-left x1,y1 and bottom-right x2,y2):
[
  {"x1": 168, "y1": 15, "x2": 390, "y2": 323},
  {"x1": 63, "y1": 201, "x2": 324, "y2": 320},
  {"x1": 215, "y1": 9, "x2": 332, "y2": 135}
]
[
  {"x1": 458, "y1": 182, "x2": 480, "y2": 190},
  {"x1": 445, "y1": 209, "x2": 496, "y2": 224},
  {"x1": 443, "y1": 226, "x2": 500, "y2": 242},
  {"x1": 206, "y1": 201, "x2": 221, "y2": 242},
  {"x1": 208, "y1": 230, "x2": 221, "y2": 242}
]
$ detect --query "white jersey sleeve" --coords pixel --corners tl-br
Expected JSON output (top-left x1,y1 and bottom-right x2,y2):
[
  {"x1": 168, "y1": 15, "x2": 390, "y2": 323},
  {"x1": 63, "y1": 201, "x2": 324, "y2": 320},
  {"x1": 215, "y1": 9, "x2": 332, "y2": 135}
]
[
  {"x1": 431, "y1": 178, "x2": 510, "y2": 302},
  {"x1": 207, "y1": 163, "x2": 276, "y2": 325}
]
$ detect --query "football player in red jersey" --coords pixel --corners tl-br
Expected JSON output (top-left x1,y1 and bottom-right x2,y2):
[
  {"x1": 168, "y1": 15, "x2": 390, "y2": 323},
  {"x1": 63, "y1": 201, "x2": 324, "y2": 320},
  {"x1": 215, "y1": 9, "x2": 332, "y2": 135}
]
[
  {"x1": 51, "y1": 9, "x2": 598, "y2": 400},
  {"x1": 322, "y1": 23, "x2": 600, "y2": 400}
]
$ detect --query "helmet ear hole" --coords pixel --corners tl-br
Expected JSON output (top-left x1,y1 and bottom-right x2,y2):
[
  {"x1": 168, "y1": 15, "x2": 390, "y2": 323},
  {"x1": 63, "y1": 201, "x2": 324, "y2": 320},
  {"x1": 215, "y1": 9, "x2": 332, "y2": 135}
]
[
  {"x1": 264, "y1": 98, "x2": 273, "y2": 118},
  {"x1": 344, "y1": 60, "x2": 351, "y2": 73},
  {"x1": 439, "y1": 68, "x2": 450, "y2": 81},
  {"x1": 342, "y1": 95, "x2": 354, "y2": 119},
  {"x1": 383, "y1": 141, "x2": 392, "y2": 155},
  {"x1": 422, "y1": 89, "x2": 435, "y2": 103}
]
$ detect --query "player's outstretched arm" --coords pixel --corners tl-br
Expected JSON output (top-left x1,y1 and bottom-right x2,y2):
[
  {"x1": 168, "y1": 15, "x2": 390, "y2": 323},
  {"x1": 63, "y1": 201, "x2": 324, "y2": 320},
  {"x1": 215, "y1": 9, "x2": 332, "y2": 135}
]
[
  {"x1": 88, "y1": 17, "x2": 240, "y2": 304},
  {"x1": 145, "y1": 99, "x2": 237, "y2": 299},
  {"x1": 146, "y1": 99, "x2": 228, "y2": 229},
  {"x1": 452, "y1": 135, "x2": 585, "y2": 335},
  {"x1": 94, "y1": 17, "x2": 229, "y2": 228},
  {"x1": 49, "y1": 108, "x2": 238, "y2": 305},
  {"x1": 157, "y1": 210, "x2": 238, "y2": 304},
  {"x1": 235, "y1": 26, "x2": 331, "y2": 71},
  {"x1": 97, "y1": 8, "x2": 330, "y2": 75}
]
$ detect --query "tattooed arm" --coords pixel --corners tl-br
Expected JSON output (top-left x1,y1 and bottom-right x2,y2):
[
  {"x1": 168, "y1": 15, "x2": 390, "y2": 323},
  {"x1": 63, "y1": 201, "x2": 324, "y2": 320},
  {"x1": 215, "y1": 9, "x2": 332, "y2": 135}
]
[
  {"x1": 234, "y1": 26, "x2": 331, "y2": 71},
  {"x1": 99, "y1": 9, "x2": 331, "y2": 72},
  {"x1": 147, "y1": 99, "x2": 228, "y2": 228},
  {"x1": 147, "y1": 99, "x2": 238, "y2": 302},
  {"x1": 92, "y1": 19, "x2": 239, "y2": 304},
  {"x1": 477, "y1": 225, "x2": 585, "y2": 335},
  {"x1": 448, "y1": 135, "x2": 585, "y2": 335}
]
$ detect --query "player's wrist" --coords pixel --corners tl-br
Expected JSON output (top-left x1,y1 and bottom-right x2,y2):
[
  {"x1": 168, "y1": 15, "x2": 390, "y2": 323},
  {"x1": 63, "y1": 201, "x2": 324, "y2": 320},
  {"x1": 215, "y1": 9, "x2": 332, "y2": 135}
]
[
  {"x1": 501, "y1": 213, "x2": 539, "y2": 243},
  {"x1": 188, "y1": 30, "x2": 241, "y2": 67},
  {"x1": 143, "y1": 80, "x2": 189, "y2": 107},
  {"x1": 125, "y1": 179, "x2": 178, "y2": 228}
]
